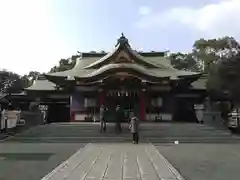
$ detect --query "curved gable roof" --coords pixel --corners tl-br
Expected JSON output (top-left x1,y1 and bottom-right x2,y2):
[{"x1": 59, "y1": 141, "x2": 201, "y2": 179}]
[
  {"x1": 45, "y1": 34, "x2": 200, "y2": 83},
  {"x1": 84, "y1": 35, "x2": 159, "y2": 69}
]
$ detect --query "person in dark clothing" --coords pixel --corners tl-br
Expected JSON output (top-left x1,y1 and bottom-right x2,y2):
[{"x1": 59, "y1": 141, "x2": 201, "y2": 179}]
[
  {"x1": 115, "y1": 105, "x2": 123, "y2": 133},
  {"x1": 99, "y1": 105, "x2": 107, "y2": 132}
]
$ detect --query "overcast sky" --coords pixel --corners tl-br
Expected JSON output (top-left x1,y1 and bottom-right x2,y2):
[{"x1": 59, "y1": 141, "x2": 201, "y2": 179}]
[{"x1": 0, "y1": 0, "x2": 239, "y2": 75}]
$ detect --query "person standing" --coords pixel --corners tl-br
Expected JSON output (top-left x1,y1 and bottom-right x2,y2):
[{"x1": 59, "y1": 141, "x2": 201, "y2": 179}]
[
  {"x1": 99, "y1": 105, "x2": 107, "y2": 133},
  {"x1": 128, "y1": 111, "x2": 134, "y2": 130},
  {"x1": 1, "y1": 108, "x2": 7, "y2": 132},
  {"x1": 115, "y1": 105, "x2": 123, "y2": 133},
  {"x1": 194, "y1": 104, "x2": 204, "y2": 124},
  {"x1": 129, "y1": 115, "x2": 139, "y2": 144}
]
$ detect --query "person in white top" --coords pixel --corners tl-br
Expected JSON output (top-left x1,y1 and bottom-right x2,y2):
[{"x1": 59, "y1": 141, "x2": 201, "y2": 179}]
[{"x1": 129, "y1": 115, "x2": 140, "y2": 144}]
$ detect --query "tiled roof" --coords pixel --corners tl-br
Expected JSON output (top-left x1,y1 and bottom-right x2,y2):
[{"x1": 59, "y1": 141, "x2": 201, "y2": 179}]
[
  {"x1": 27, "y1": 71, "x2": 204, "y2": 92},
  {"x1": 25, "y1": 79, "x2": 56, "y2": 91},
  {"x1": 46, "y1": 55, "x2": 198, "y2": 79},
  {"x1": 45, "y1": 35, "x2": 198, "y2": 79},
  {"x1": 28, "y1": 35, "x2": 201, "y2": 90}
]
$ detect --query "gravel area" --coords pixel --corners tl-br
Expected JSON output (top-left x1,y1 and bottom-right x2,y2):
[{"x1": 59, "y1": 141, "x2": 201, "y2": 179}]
[{"x1": 157, "y1": 143, "x2": 240, "y2": 180}]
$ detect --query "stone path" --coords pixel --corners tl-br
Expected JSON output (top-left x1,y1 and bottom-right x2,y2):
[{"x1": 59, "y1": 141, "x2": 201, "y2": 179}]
[{"x1": 42, "y1": 143, "x2": 184, "y2": 180}]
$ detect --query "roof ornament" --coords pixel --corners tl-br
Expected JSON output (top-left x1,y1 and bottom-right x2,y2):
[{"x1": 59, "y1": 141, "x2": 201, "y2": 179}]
[{"x1": 115, "y1": 32, "x2": 129, "y2": 47}]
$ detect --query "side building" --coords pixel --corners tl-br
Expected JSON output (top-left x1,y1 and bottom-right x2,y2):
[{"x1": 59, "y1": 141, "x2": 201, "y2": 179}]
[{"x1": 26, "y1": 34, "x2": 207, "y2": 123}]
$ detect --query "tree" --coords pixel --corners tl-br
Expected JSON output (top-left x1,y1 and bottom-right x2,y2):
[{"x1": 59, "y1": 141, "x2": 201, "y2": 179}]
[
  {"x1": 27, "y1": 71, "x2": 41, "y2": 80},
  {"x1": 206, "y1": 64, "x2": 225, "y2": 99},
  {"x1": 206, "y1": 37, "x2": 240, "y2": 104},
  {"x1": 59, "y1": 59, "x2": 69, "y2": 66},
  {"x1": 192, "y1": 36, "x2": 240, "y2": 73},
  {"x1": 169, "y1": 52, "x2": 200, "y2": 72},
  {"x1": 22, "y1": 71, "x2": 42, "y2": 87},
  {"x1": 49, "y1": 55, "x2": 78, "y2": 73},
  {"x1": 21, "y1": 75, "x2": 32, "y2": 88},
  {"x1": 190, "y1": 37, "x2": 240, "y2": 99},
  {"x1": 218, "y1": 53, "x2": 240, "y2": 102},
  {"x1": 0, "y1": 70, "x2": 24, "y2": 93}
]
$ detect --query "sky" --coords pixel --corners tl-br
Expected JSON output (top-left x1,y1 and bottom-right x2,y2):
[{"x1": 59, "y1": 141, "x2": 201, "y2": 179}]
[{"x1": 0, "y1": 0, "x2": 239, "y2": 75}]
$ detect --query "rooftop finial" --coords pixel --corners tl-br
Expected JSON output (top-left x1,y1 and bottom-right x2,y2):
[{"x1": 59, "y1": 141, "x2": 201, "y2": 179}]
[{"x1": 116, "y1": 33, "x2": 129, "y2": 47}]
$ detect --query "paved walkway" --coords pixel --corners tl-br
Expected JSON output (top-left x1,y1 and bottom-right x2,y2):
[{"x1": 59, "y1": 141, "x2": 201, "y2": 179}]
[{"x1": 42, "y1": 143, "x2": 184, "y2": 180}]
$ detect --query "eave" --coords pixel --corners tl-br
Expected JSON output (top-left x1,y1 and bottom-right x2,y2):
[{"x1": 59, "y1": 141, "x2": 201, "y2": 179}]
[
  {"x1": 74, "y1": 64, "x2": 170, "y2": 83},
  {"x1": 44, "y1": 74, "x2": 75, "y2": 87},
  {"x1": 75, "y1": 76, "x2": 168, "y2": 85},
  {"x1": 178, "y1": 73, "x2": 203, "y2": 85}
]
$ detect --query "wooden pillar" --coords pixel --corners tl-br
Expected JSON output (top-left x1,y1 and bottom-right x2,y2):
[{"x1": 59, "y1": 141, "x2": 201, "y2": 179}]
[
  {"x1": 140, "y1": 89, "x2": 146, "y2": 121},
  {"x1": 70, "y1": 111, "x2": 75, "y2": 122}
]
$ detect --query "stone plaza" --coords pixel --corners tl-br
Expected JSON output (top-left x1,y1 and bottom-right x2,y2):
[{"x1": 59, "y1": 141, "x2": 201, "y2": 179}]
[
  {"x1": 42, "y1": 143, "x2": 183, "y2": 180},
  {"x1": 1, "y1": 123, "x2": 240, "y2": 180}
]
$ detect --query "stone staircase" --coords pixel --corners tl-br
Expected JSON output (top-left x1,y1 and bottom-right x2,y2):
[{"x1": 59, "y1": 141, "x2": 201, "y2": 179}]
[
  {"x1": 5, "y1": 122, "x2": 240, "y2": 143},
  {"x1": 141, "y1": 123, "x2": 240, "y2": 143}
]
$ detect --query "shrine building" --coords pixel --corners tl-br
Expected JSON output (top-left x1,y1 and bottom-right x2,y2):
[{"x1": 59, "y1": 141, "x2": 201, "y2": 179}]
[{"x1": 26, "y1": 34, "x2": 206, "y2": 123}]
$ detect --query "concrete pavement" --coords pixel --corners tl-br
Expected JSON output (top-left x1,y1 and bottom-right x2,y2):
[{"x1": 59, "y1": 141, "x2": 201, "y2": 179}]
[
  {"x1": 2, "y1": 122, "x2": 240, "y2": 180},
  {"x1": 42, "y1": 143, "x2": 184, "y2": 180},
  {"x1": 0, "y1": 143, "x2": 86, "y2": 180},
  {"x1": 157, "y1": 143, "x2": 240, "y2": 180}
]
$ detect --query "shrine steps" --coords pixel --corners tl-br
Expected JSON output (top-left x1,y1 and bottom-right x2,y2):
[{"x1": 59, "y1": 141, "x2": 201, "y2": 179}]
[{"x1": 4, "y1": 122, "x2": 240, "y2": 144}]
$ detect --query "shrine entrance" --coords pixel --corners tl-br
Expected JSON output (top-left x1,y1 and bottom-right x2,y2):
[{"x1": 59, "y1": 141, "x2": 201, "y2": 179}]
[
  {"x1": 105, "y1": 90, "x2": 140, "y2": 122},
  {"x1": 102, "y1": 73, "x2": 144, "y2": 122}
]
